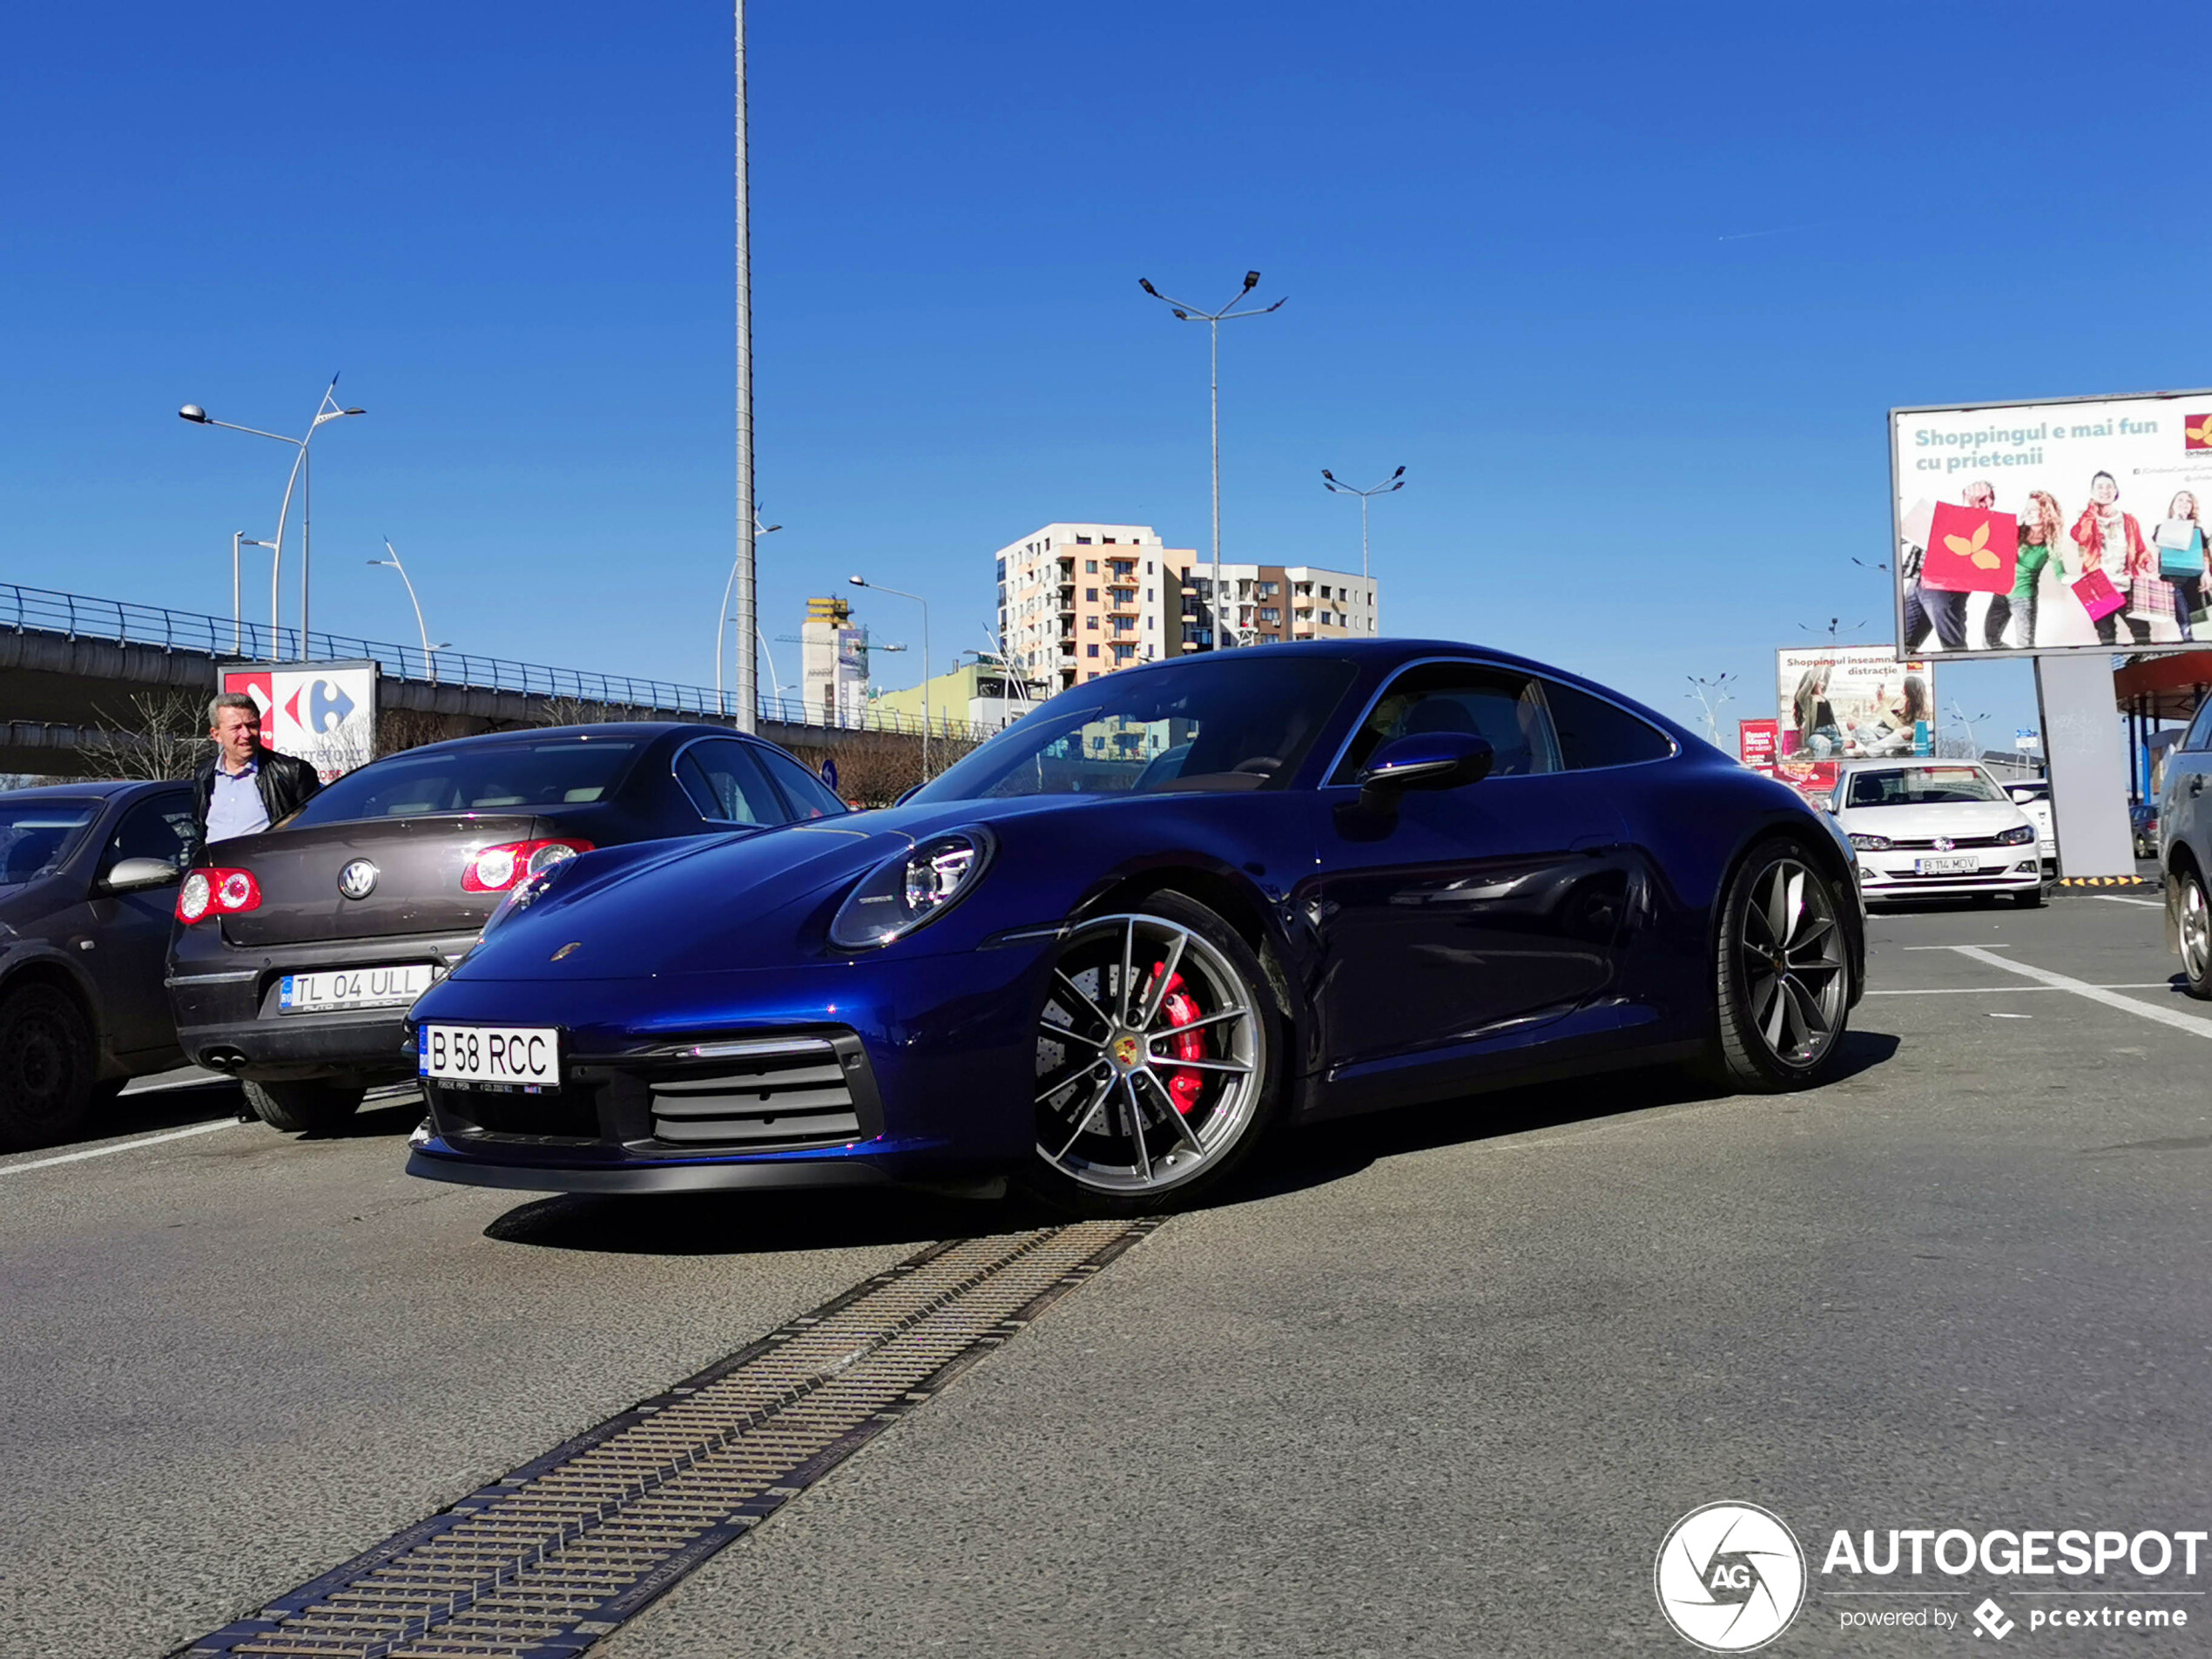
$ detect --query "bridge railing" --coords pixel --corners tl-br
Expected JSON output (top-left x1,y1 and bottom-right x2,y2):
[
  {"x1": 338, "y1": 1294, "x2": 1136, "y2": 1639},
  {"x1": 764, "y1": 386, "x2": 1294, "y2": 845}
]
[{"x1": 0, "y1": 583, "x2": 1009, "y2": 744}]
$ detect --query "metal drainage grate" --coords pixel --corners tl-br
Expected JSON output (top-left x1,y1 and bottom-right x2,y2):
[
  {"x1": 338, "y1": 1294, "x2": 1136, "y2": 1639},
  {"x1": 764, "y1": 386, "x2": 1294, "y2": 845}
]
[{"x1": 173, "y1": 1219, "x2": 1157, "y2": 1659}]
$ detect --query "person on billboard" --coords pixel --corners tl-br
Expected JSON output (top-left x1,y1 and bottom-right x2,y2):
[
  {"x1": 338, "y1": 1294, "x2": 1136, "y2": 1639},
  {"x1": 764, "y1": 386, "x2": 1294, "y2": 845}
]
[
  {"x1": 1864, "y1": 674, "x2": 1933, "y2": 756},
  {"x1": 189, "y1": 691, "x2": 322, "y2": 858},
  {"x1": 2155, "y1": 489, "x2": 2209, "y2": 643},
  {"x1": 1982, "y1": 489, "x2": 2065, "y2": 649},
  {"x1": 1790, "y1": 662, "x2": 1839, "y2": 756},
  {"x1": 1901, "y1": 479, "x2": 1993, "y2": 652},
  {"x1": 2072, "y1": 471, "x2": 2156, "y2": 646}
]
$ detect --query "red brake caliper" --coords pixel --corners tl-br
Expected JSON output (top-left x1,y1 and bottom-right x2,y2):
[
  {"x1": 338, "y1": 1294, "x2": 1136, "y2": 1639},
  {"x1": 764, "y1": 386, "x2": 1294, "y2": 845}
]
[{"x1": 1151, "y1": 963, "x2": 1205, "y2": 1116}]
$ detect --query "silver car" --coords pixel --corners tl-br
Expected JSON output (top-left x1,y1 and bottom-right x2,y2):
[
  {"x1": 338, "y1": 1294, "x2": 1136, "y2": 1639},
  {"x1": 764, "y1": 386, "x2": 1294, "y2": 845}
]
[{"x1": 2159, "y1": 699, "x2": 2212, "y2": 997}]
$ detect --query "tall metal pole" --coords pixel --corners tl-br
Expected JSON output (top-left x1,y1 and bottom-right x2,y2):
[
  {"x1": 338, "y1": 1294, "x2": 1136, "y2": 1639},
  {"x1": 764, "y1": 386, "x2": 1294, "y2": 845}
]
[
  {"x1": 1138, "y1": 272, "x2": 1284, "y2": 651},
  {"x1": 1209, "y1": 315, "x2": 1220, "y2": 648},
  {"x1": 231, "y1": 532, "x2": 245, "y2": 654},
  {"x1": 1321, "y1": 468, "x2": 1404, "y2": 583},
  {"x1": 732, "y1": 0, "x2": 758, "y2": 733},
  {"x1": 1360, "y1": 494, "x2": 1369, "y2": 580}
]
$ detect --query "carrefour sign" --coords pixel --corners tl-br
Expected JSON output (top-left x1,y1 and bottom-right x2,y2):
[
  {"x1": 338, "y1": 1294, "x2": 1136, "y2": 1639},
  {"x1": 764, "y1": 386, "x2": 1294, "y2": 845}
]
[{"x1": 219, "y1": 660, "x2": 379, "y2": 782}]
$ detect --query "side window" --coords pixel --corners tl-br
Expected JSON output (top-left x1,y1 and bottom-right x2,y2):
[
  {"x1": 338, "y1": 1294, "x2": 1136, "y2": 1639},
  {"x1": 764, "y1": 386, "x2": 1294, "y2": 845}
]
[
  {"x1": 2187, "y1": 698, "x2": 2212, "y2": 753},
  {"x1": 675, "y1": 740, "x2": 787, "y2": 826},
  {"x1": 1332, "y1": 662, "x2": 1561, "y2": 782},
  {"x1": 105, "y1": 793, "x2": 195, "y2": 871},
  {"x1": 755, "y1": 748, "x2": 847, "y2": 819},
  {"x1": 1541, "y1": 679, "x2": 1675, "y2": 770}
]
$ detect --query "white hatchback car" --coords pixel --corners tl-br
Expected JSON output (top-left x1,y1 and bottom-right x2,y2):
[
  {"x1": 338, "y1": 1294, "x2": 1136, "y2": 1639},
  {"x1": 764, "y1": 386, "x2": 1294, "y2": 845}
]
[
  {"x1": 1832, "y1": 759, "x2": 2046, "y2": 907},
  {"x1": 2000, "y1": 779, "x2": 2058, "y2": 873}
]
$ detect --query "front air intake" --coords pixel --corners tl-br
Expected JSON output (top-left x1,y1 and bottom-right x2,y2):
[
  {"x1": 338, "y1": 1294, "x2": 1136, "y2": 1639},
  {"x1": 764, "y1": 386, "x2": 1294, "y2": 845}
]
[{"x1": 648, "y1": 1037, "x2": 866, "y2": 1148}]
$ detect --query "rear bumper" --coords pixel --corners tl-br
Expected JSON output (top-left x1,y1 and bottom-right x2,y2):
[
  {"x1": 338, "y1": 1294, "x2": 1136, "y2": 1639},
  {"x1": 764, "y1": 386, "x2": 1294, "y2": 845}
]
[{"x1": 167, "y1": 929, "x2": 477, "y2": 1083}]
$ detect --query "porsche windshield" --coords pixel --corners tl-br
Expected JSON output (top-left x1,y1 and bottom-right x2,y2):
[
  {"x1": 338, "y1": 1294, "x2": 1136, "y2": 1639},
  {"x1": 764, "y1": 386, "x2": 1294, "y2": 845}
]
[
  {"x1": 913, "y1": 656, "x2": 1359, "y2": 801},
  {"x1": 1844, "y1": 765, "x2": 2006, "y2": 807}
]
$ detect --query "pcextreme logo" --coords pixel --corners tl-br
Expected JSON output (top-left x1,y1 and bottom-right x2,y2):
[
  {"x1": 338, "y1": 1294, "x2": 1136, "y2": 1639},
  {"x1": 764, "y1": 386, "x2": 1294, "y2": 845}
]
[{"x1": 1655, "y1": 1502, "x2": 1807, "y2": 1652}]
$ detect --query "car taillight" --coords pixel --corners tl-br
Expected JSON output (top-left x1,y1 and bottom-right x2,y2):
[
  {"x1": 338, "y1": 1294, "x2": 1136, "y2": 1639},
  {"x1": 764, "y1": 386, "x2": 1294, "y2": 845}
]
[
  {"x1": 178, "y1": 867, "x2": 261, "y2": 923},
  {"x1": 462, "y1": 839, "x2": 595, "y2": 893}
]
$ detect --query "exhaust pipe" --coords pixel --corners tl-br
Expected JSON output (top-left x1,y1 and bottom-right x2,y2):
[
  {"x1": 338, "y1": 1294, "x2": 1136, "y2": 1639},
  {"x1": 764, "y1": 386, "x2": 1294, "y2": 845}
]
[{"x1": 199, "y1": 1048, "x2": 248, "y2": 1072}]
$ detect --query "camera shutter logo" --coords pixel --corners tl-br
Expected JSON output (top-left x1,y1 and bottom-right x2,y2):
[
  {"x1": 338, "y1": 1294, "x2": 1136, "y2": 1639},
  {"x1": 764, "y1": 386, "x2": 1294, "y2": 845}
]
[
  {"x1": 337, "y1": 860, "x2": 379, "y2": 900},
  {"x1": 1654, "y1": 1502, "x2": 1806, "y2": 1652}
]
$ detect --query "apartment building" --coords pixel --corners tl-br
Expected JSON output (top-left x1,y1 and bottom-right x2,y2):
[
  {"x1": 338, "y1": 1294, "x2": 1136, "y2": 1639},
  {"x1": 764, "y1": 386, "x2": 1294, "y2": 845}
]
[
  {"x1": 996, "y1": 523, "x2": 1196, "y2": 692},
  {"x1": 1177, "y1": 563, "x2": 1380, "y2": 649}
]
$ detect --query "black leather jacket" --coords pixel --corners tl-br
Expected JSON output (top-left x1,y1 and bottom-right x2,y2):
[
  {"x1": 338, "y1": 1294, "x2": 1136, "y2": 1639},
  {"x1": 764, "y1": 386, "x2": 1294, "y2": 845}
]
[{"x1": 189, "y1": 749, "x2": 323, "y2": 860}]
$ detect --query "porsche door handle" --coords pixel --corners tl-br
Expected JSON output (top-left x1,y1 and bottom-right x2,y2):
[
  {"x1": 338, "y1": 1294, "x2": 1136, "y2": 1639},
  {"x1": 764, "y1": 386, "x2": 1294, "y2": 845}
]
[{"x1": 2191, "y1": 776, "x2": 2205, "y2": 798}]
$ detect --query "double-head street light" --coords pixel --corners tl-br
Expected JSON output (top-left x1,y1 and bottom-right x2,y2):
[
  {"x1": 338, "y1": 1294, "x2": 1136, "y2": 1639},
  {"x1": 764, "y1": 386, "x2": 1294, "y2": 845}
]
[
  {"x1": 368, "y1": 541, "x2": 440, "y2": 682},
  {"x1": 1320, "y1": 466, "x2": 1405, "y2": 580},
  {"x1": 179, "y1": 375, "x2": 364, "y2": 659},
  {"x1": 849, "y1": 575, "x2": 930, "y2": 777},
  {"x1": 1138, "y1": 269, "x2": 1285, "y2": 650}
]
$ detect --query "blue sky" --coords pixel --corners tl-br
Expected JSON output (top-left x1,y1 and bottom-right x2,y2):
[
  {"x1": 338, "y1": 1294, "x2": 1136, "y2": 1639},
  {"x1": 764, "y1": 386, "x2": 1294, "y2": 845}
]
[{"x1": 3, "y1": 2, "x2": 2202, "y2": 744}]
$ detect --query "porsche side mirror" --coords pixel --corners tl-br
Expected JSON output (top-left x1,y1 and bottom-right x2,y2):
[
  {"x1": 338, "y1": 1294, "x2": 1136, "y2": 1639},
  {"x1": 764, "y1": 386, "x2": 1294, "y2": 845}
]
[
  {"x1": 1357, "y1": 732, "x2": 1494, "y2": 803},
  {"x1": 102, "y1": 856, "x2": 180, "y2": 893}
]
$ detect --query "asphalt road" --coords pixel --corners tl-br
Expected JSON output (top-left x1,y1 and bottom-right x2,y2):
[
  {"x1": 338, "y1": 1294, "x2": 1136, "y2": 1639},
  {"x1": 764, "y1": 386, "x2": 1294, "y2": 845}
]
[{"x1": 4, "y1": 894, "x2": 2209, "y2": 1656}]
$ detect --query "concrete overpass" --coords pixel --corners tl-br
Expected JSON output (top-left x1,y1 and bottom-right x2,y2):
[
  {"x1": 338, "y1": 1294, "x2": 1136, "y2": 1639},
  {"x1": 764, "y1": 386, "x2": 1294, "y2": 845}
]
[{"x1": 0, "y1": 583, "x2": 990, "y2": 778}]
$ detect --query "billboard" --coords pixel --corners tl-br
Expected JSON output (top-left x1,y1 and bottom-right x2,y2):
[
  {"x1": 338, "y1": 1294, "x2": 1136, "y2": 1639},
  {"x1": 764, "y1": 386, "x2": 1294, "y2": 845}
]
[
  {"x1": 1777, "y1": 645, "x2": 1934, "y2": 763},
  {"x1": 1737, "y1": 718, "x2": 1779, "y2": 772},
  {"x1": 219, "y1": 662, "x2": 379, "y2": 781},
  {"x1": 1891, "y1": 391, "x2": 2212, "y2": 657}
]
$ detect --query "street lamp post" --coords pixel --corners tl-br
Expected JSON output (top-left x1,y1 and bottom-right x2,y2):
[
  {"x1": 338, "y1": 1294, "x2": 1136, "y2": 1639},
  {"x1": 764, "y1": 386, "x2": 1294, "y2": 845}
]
[
  {"x1": 229, "y1": 532, "x2": 273, "y2": 655},
  {"x1": 179, "y1": 376, "x2": 364, "y2": 659},
  {"x1": 1685, "y1": 672, "x2": 1737, "y2": 746},
  {"x1": 1320, "y1": 466, "x2": 1406, "y2": 580},
  {"x1": 368, "y1": 541, "x2": 435, "y2": 679},
  {"x1": 716, "y1": 519, "x2": 781, "y2": 717},
  {"x1": 732, "y1": 0, "x2": 758, "y2": 733},
  {"x1": 1137, "y1": 270, "x2": 1285, "y2": 651},
  {"x1": 850, "y1": 575, "x2": 929, "y2": 777}
]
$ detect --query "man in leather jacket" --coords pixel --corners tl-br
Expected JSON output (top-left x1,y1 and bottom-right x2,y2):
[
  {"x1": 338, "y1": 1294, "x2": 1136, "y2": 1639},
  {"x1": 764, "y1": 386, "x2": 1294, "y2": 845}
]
[{"x1": 189, "y1": 692, "x2": 322, "y2": 860}]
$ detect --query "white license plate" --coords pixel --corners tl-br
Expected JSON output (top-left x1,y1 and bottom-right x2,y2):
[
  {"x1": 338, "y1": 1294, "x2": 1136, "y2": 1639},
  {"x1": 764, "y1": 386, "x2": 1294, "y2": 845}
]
[
  {"x1": 280, "y1": 963, "x2": 441, "y2": 1013},
  {"x1": 1914, "y1": 855, "x2": 1980, "y2": 876},
  {"x1": 419, "y1": 1025, "x2": 561, "y2": 1089}
]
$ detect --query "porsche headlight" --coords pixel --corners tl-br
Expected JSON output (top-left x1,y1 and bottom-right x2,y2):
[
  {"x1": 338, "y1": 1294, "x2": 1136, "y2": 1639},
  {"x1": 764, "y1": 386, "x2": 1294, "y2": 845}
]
[{"x1": 829, "y1": 829, "x2": 995, "y2": 949}]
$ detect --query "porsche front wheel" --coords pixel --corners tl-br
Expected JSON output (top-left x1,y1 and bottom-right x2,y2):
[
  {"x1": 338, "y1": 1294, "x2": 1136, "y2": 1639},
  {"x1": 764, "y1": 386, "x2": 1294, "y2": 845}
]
[
  {"x1": 1024, "y1": 894, "x2": 1282, "y2": 1217},
  {"x1": 1709, "y1": 844, "x2": 1852, "y2": 1092}
]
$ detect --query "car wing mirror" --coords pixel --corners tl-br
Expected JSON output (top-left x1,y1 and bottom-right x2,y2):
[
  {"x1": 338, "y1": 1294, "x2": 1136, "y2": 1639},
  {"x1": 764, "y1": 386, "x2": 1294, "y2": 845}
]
[
  {"x1": 101, "y1": 856, "x2": 180, "y2": 893},
  {"x1": 1356, "y1": 732, "x2": 1494, "y2": 805}
]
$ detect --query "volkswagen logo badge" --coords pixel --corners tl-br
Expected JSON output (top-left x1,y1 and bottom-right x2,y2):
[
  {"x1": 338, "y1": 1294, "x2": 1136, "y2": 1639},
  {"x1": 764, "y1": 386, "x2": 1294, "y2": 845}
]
[
  {"x1": 1933, "y1": 835, "x2": 1954, "y2": 853},
  {"x1": 337, "y1": 859, "x2": 379, "y2": 900}
]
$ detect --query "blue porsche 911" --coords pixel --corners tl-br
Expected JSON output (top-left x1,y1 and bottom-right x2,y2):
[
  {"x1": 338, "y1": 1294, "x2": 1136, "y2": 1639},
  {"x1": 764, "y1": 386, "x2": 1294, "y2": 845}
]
[{"x1": 404, "y1": 641, "x2": 1865, "y2": 1215}]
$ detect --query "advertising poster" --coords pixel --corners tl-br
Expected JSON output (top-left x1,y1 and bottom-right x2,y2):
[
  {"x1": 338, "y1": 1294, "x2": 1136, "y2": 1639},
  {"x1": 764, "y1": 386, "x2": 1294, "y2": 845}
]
[
  {"x1": 1776, "y1": 645, "x2": 1934, "y2": 763},
  {"x1": 1737, "y1": 718, "x2": 1779, "y2": 772},
  {"x1": 1891, "y1": 391, "x2": 2212, "y2": 657},
  {"x1": 219, "y1": 661, "x2": 379, "y2": 781}
]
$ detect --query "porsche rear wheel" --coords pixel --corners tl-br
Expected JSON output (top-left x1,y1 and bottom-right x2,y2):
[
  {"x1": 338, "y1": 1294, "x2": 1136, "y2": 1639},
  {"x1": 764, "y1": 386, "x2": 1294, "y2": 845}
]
[
  {"x1": 1024, "y1": 895, "x2": 1281, "y2": 1217},
  {"x1": 1709, "y1": 843, "x2": 1852, "y2": 1092}
]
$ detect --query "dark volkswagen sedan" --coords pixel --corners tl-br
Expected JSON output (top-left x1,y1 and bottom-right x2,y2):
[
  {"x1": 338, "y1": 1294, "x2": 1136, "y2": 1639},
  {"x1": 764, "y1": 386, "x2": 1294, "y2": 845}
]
[
  {"x1": 0, "y1": 780, "x2": 199, "y2": 1148},
  {"x1": 168, "y1": 722, "x2": 844, "y2": 1132}
]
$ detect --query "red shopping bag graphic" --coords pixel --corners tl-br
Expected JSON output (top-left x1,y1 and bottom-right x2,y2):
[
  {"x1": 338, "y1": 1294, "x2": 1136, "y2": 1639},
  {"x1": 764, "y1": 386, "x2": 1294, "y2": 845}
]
[
  {"x1": 2071, "y1": 567, "x2": 2124, "y2": 622},
  {"x1": 1918, "y1": 502, "x2": 2018, "y2": 594}
]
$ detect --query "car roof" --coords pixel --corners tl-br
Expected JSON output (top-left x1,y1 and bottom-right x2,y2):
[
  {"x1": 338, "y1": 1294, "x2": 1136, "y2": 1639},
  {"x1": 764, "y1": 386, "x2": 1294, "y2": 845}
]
[
  {"x1": 361, "y1": 721, "x2": 747, "y2": 763},
  {"x1": 1834, "y1": 757, "x2": 1987, "y2": 773},
  {"x1": 0, "y1": 779, "x2": 176, "y2": 801}
]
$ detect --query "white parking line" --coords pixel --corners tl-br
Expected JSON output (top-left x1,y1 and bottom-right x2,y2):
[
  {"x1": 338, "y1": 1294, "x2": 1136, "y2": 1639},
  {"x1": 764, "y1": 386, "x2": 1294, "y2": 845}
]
[
  {"x1": 1863, "y1": 983, "x2": 2175, "y2": 996},
  {"x1": 2093, "y1": 894, "x2": 2164, "y2": 907},
  {"x1": 0, "y1": 1118, "x2": 239, "y2": 1177},
  {"x1": 1946, "y1": 946, "x2": 2212, "y2": 1039}
]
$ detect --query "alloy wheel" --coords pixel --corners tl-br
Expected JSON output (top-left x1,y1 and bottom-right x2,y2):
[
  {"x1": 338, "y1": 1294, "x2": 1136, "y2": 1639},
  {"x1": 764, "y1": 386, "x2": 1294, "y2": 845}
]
[
  {"x1": 1034, "y1": 913, "x2": 1263, "y2": 1195},
  {"x1": 1740, "y1": 859, "x2": 1847, "y2": 1069},
  {"x1": 2183, "y1": 876, "x2": 2212, "y2": 984}
]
